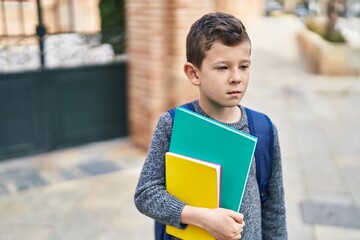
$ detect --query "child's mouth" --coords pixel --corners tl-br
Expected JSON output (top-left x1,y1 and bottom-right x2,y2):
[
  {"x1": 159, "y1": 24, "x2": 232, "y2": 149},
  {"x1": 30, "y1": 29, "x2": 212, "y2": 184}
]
[{"x1": 228, "y1": 90, "x2": 241, "y2": 95}]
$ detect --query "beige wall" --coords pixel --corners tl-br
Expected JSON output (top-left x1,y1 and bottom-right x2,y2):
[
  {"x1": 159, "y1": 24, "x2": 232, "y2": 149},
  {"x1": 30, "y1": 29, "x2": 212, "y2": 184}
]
[
  {"x1": 42, "y1": 0, "x2": 101, "y2": 33},
  {"x1": 0, "y1": 1, "x2": 38, "y2": 36},
  {"x1": 126, "y1": 0, "x2": 264, "y2": 149},
  {"x1": 0, "y1": 0, "x2": 100, "y2": 37},
  {"x1": 215, "y1": 0, "x2": 264, "y2": 25}
]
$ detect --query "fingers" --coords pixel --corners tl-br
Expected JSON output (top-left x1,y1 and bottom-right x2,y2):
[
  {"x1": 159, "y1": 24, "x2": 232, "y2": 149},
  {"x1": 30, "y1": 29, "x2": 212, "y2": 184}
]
[
  {"x1": 220, "y1": 232, "x2": 242, "y2": 240},
  {"x1": 232, "y1": 216, "x2": 245, "y2": 239},
  {"x1": 227, "y1": 218, "x2": 245, "y2": 240},
  {"x1": 234, "y1": 224, "x2": 244, "y2": 238},
  {"x1": 227, "y1": 210, "x2": 244, "y2": 224},
  {"x1": 231, "y1": 233, "x2": 241, "y2": 240},
  {"x1": 212, "y1": 209, "x2": 245, "y2": 240}
]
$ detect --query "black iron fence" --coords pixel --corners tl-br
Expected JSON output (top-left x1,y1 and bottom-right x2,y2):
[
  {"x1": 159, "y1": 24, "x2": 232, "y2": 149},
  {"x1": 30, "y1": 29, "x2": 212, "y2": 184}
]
[
  {"x1": 0, "y1": 0, "x2": 127, "y2": 160},
  {"x1": 0, "y1": 0, "x2": 125, "y2": 73}
]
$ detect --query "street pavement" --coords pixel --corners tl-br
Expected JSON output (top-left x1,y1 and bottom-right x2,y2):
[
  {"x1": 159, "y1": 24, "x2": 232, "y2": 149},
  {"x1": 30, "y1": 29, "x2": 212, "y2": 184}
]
[{"x1": 0, "y1": 16, "x2": 359, "y2": 240}]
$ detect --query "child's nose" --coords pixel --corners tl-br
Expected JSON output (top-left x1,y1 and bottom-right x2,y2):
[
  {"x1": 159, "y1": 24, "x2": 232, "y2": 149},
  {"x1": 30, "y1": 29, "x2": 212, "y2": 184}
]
[{"x1": 229, "y1": 69, "x2": 241, "y2": 83}]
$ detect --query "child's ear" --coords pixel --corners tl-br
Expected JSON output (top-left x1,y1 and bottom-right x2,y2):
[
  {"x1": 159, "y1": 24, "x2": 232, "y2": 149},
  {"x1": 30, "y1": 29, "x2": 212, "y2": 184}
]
[{"x1": 184, "y1": 62, "x2": 200, "y2": 86}]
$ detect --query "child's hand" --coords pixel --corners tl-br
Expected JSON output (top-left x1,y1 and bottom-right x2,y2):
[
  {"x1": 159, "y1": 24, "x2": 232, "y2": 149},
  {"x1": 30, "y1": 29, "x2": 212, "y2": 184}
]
[
  {"x1": 181, "y1": 206, "x2": 245, "y2": 240},
  {"x1": 202, "y1": 208, "x2": 245, "y2": 240}
]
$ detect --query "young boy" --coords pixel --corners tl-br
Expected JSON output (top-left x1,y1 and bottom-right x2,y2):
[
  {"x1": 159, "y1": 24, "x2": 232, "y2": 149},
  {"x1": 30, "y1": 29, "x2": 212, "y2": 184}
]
[{"x1": 134, "y1": 12, "x2": 287, "y2": 239}]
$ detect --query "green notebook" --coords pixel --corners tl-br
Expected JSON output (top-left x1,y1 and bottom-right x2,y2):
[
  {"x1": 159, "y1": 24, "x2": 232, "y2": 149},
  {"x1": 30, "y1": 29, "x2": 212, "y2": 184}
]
[{"x1": 169, "y1": 107, "x2": 257, "y2": 212}]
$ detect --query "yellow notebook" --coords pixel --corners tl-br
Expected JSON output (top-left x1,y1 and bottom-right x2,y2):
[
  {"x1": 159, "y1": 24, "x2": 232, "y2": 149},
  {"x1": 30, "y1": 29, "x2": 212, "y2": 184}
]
[{"x1": 165, "y1": 152, "x2": 221, "y2": 240}]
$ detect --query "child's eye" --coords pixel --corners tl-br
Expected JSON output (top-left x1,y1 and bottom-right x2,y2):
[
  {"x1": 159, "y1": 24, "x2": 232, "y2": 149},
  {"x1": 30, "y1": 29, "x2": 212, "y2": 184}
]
[
  {"x1": 216, "y1": 66, "x2": 228, "y2": 70},
  {"x1": 240, "y1": 65, "x2": 249, "y2": 71}
]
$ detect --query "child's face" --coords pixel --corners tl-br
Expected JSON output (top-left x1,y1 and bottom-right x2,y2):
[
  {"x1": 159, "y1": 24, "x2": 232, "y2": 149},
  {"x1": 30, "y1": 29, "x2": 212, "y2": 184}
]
[{"x1": 196, "y1": 41, "x2": 251, "y2": 109}]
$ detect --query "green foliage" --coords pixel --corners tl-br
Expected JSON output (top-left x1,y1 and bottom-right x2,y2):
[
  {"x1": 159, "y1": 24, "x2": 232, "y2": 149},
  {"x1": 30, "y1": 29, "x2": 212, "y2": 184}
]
[
  {"x1": 99, "y1": 0, "x2": 126, "y2": 54},
  {"x1": 305, "y1": 18, "x2": 346, "y2": 43},
  {"x1": 99, "y1": 0, "x2": 125, "y2": 29},
  {"x1": 306, "y1": 19, "x2": 325, "y2": 35},
  {"x1": 323, "y1": 29, "x2": 346, "y2": 43}
]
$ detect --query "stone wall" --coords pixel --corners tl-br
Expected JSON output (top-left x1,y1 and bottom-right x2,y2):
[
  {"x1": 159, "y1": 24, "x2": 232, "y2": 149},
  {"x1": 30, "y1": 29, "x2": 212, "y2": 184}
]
[{"x1": 126, "y1": 0, "x2": 263, "y2": 149}]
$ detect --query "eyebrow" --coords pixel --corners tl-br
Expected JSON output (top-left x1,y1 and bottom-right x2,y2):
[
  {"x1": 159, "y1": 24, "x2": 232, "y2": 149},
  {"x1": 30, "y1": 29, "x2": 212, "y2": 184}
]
[{"x1": 212, "y1": 59, "x2": 251, "y2": 65}]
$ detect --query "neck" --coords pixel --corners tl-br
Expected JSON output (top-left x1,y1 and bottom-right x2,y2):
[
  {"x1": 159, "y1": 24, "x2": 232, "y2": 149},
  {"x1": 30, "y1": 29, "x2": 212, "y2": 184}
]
[{"x1": 198, "y1": 100, "x2": 241, "y2": 124}]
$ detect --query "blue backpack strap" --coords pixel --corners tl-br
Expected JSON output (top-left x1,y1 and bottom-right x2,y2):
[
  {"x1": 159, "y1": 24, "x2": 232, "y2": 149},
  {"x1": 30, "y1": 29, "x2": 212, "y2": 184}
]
[
  {"x1": 168, "y1": 102, "x2": 194, "y2": 124},
  {"x1": 154, "y1": 221, "x2": 170, "y2": 240},
  {"x1": 245, "y1": 107, "x2": 274, "y2": 203},
  {"x1": 155, "y1": 102, "x2": 194, "y2": 240}
]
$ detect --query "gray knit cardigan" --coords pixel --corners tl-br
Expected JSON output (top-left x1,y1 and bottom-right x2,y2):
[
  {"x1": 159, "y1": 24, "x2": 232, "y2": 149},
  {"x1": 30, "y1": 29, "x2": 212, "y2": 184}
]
[{"x1": 134, "y1": 100, "x2": 287, "y2": 239}]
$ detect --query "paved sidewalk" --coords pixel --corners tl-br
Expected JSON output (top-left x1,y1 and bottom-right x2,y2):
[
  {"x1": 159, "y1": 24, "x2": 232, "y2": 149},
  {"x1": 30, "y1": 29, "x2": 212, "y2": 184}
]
[
  {"x1": 246, "y1": 16, "x2": 360, "y2": 239},
  {"x1": 0, "y1": 16, "x2": 359, "y2": 240},
  {"x1": 0, "y1": 139, "x2": 152, "y2": 240}
]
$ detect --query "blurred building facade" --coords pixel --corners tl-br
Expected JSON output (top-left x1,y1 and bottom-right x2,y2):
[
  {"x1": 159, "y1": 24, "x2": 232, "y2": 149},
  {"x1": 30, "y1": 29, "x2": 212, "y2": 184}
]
[{"x1": 2, "y1": 0, "x2": 357, "y2": 154}]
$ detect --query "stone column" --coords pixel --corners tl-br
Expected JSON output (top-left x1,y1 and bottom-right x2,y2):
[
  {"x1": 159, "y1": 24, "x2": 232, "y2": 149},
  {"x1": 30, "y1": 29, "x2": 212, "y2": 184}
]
[
  {"x1": 126, "y1": 0, "x2": 169, "y2": 148},
  {"x1": 167, "y1": 0, "x2": 215, "y2": 107}
]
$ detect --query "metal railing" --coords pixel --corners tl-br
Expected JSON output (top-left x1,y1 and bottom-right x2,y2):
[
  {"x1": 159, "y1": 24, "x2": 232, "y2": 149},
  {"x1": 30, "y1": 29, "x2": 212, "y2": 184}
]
[{"x1": 0, "y1": 0, "x2": 125, "y2": 73}]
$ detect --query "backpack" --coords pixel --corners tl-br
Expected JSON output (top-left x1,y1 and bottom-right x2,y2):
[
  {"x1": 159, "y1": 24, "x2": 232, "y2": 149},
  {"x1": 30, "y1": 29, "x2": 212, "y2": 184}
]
[{"x1": 155, "y1": 102, "x2": 274, "y2": 240}]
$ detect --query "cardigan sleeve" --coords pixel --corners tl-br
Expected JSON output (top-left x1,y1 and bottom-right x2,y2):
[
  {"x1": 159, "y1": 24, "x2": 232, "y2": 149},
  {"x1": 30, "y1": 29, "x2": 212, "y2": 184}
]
[
  {"x1": 134, "y1": 112, "x2": 187, "y2": 229},
  {"x1": 261, "y1": 124, "x2": 288, "y2": 239}
]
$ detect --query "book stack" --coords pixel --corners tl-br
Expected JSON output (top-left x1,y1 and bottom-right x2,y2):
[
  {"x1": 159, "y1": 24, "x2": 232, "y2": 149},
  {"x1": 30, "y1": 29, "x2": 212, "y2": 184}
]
[{"x1": 165, "y1": 107, "x2": 257, "y2": 240}]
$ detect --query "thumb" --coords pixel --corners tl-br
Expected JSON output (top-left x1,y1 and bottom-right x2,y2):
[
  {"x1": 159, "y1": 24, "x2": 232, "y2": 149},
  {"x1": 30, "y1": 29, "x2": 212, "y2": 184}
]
[{"x1": 228, "y1": 211, "x2": 244, "y2": 223}]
